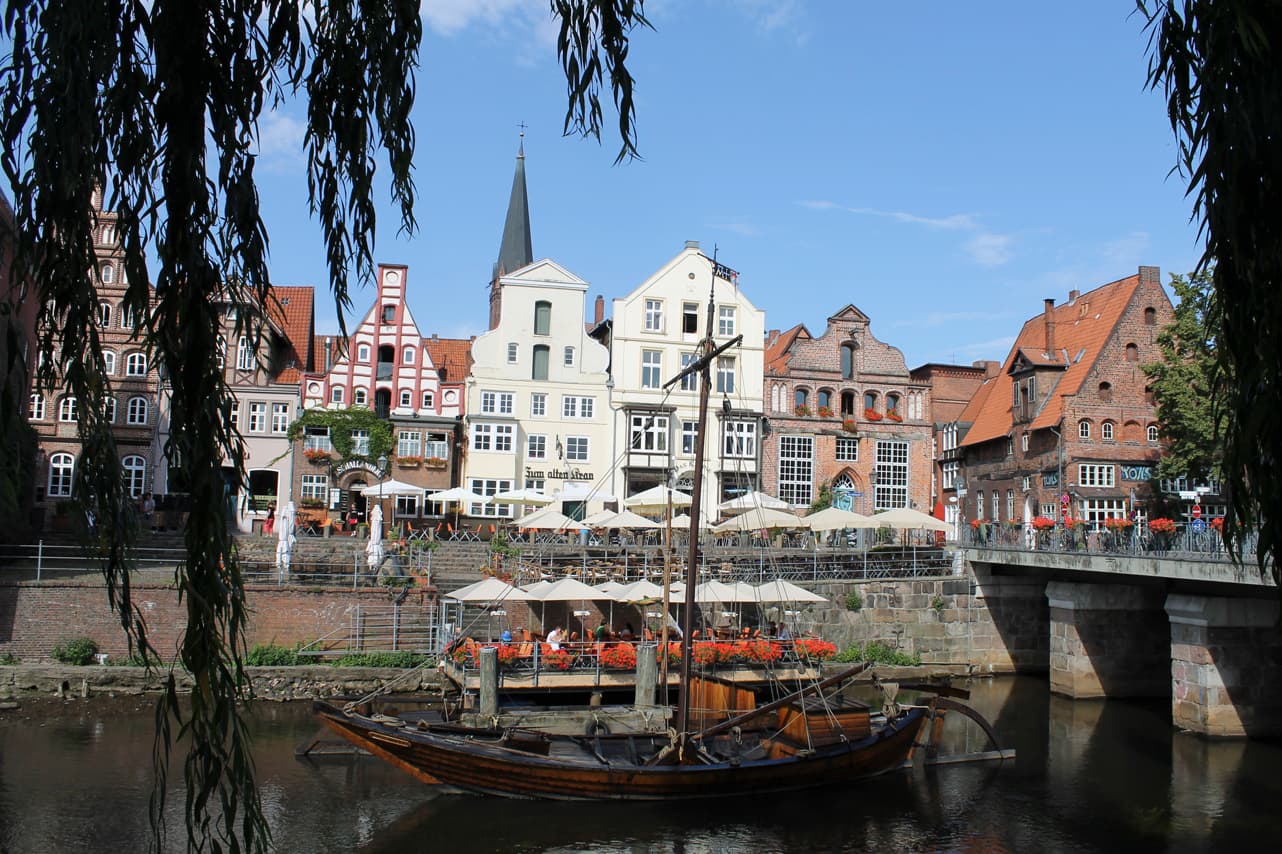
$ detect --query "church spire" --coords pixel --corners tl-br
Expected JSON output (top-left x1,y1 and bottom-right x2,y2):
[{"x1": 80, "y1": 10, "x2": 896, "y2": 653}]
[{"x1": 493, "y1": 129, "x2": 533, "y2": 282}]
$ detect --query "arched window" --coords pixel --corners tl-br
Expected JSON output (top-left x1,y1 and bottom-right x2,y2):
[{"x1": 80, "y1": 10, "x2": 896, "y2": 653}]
[
  {"x1": 354, "y1": 387, "x2": 367, "y2": 406},
  {"x1": 817, "y1": 389, "x2": 832, "y2": 411},
  {"x1": 119, "y1": 304, "x2": 135, "y2": 330},
  {"x1": 374, "y1": 388, "x2": 391, "y2": 419},
  {"x1": 48, "y1": 452, "x2": 74, "y2": 497},
  {"x1": 1144, "y1": 307, "x2": 1157, "y2": 326},
  {"x1": 357, "y1": 343, "x2": 371, "y2": 363},
  {"x1": 122, "y1": 455, "x2": 147, "y2": 497},
  {"x1": 28, "y1": 393, "x2": 45, "y2": 420},
  {"x1": 402, "y1": 345, "x2": 415, "y2": 364},
  {"x1": 1124, "y1": 343, "x2": 1139, "y2": 362},
  {"x1": 841, "y1": 344, "x2": 856, "y2": 379},
  {"x1": 1098, "y1": 381, "x2": 1112, "y2": 402},
  {"x1": 1078, "y1": 419, "x2": 1091, "y2": 439},
  {"x1": 532, "y1": 345, "x2": 549, "y2": 380},
  {"x1": 103, "y1": 351, "x2": 116, "y2": 375},
  {"x1": 534, "y1": 300, "x2": 551, "y2": 336},
  {"x1": 421, "y1": 390, "x2": 435, "y2": 409},
  {"x1": 59, "y1": 396, "x2": 78, "y2": 422},
  {"x1": 886, "y1": 393, "x2": 901, "y2": 416},
  {"x1": 1147, "y1": 424, "x2": 1160, "y2": 442},
  {"x1": 770, "y1": 384, "x2": 780, "y2": 413},
  {"x1": 1101, "y1": 420, "x2": 1115, "y2": 440},
  {"x1": 794, "y1": 388, "x2": 809, "y2": 410},
  {"x1": 100, "y1": 262, "x2": 115, "y2": 284},
  {"x1": 97, "y1": 302, "x2": 112, "y2": 328},
  {"x1": 126, "y1": 396, "x2": 148, "y2": 425},
  {"x1": 863, "y1": 391, "x2": 878, "y2": 413},
  {"x1": 126, "y1": 352, "x2": 147, "y2": 376}
]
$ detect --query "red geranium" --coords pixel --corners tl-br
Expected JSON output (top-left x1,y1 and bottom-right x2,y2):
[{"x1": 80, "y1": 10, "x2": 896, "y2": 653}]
[
  {"x1": 599, "y1": 644, "x2": 637, "y2": 669},
  {"x1": 1149, "y1": 518, "x2": 1177, "y2": 534},
  {"x1": 542, "y1": 649, "x2": 573, "y2": 670},
  {"x1": 793, "y1": 638, "x2": 837, "y2": 661},
  {"x1": 1031, "y1": 516, "x2": 1056, "y2": 530}
]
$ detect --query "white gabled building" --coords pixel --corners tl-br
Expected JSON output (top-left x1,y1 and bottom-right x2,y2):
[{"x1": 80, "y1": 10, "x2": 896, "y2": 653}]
[
  {"x1": 463, "y1": 139, "x2": 613, "y2": 520},
  {"x1": 592, "y1": 241, "x2": 766, "y2": 521}
]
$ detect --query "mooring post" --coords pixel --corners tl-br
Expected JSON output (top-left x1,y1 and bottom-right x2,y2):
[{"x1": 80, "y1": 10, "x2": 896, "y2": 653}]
[
  {"x1": 635, "y1": 642, "x2": 657, "y2": 707},
  {"x1": 478, "y1": 646, "x2": 498, "y2": 719}
]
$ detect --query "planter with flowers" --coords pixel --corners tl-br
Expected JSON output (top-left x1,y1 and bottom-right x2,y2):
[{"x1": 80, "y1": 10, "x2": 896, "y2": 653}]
[
  {"x1": 794, "y1": 404, "x2": 811, "y2": 418},
  {"x1": 793, "y1": 638, "x2": 837, "y2": 662},
  {"x1": 863, "y1": 408, "x2": 882, "y2": 422},
  {"x1": 885, "y1": 409, "x2": 902, "y2": 423},
  {"x1": 303, "y1": 448, "x2": 333, "y2": 465},
  {"x1": 841, "y1": 419, "x2": 858, "y2": 433},
  {"x1": 1149, "y1": 517, "x2": 1177, "y2": 551},
  {"x1": 541, "y1": 649, "x2": 573, "y2": 671},
  {"x1": 396, "y1": 455, "x2": 423, "y2": 469},
  {"x1": 729, "y1": 640, "x2": 783, "y2": 666},
  {"x1": 599, "y1": 644, "x2": 638, "y2": 670},
  {"x1": 816, "y1": 406, "x2": 834, "y2": 419},
  {"x1": 424, "y1": 456, "x2": 447, "y2": 470}
]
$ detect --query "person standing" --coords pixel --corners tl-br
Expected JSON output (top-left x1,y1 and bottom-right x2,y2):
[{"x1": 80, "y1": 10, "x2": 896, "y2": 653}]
[{"x1": 141, "y1": 492, "x2": 156, "y2": 533}]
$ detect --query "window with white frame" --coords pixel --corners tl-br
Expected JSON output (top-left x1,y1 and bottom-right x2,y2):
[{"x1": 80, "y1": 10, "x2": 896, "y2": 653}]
[
  {"x1": 1147, "y1": 424, "x2": 1159, "y2": 442},
  {"x1": 836, "y1": 437, "x2": 859, "y2": 462},
  {"x1": 353, "y1": 388, "x2": 367, "y2": 406},
  {"x1": 630, "y1": 413, "x2": 668, "y2": 452},
  {"x1": 562, "y1": 395, "x2": 594, "y2": 419},
  {"x1": 1077, "y1": 464, "x2": 1115, "y2": 487},
  {"x1": 303, "y1": 426, "x2": 332, "y2": 451},
  {"x1": 942, "y1": 460, "x2": 958, "y2": 489},
  {"x1": 103, "y1": 351, "x2": 116, "y2": 375},
  {"x1": 507, "y1": 343, "x2": 518, "y2": 364},
  {"x1": 874, "y1": 440, "x2": 909, "y2": 510},
  {"x1": 524, "y1": 477, "x2": 545, "y2": 492},
  {"x1": 718, "y1": 306, "x2": 736, "y2": 336},
  {"x1": 97, "y1": 302, "x2": 111, "y2": 328},
  {"x1": 563, "y1": 346, "x2": 575, "y2": 367},
  {"x1": 357, "y1": 343, "x2": 371, "y2": 362},
  {"x1": 481, "y1": 391, "x2": 514, "y2": 415},
  {"x1": 1102, "y1": 421, "x2": 1115, "y2": 440},
  {"x1": 1022, "y1": 476, "x2": 1032, "y2": 492},
  {"x1": 236, "y1": 336, "x2": 254, "y2": 370},
  {"x1": 715, "y1": 356, "x2": 735, "y2": 394},
  {"x1": 402, "y1": 345, "x2": 415, "y2": 364},
  {"x1": 242, "y1": 401, "x2": 263, "y2": 432},
  {"x1": 470, "y1": 423, "x2": 513, "y2": 452},
  {"x1": 421, "y1": 391, "x2": 434, "y2": 409},
  {"x1": 991, "y1": 492, "x2": 999, "y2": 521},
  {"x1": 530, "y1": 393, "x2": 546, "y2": 417},
  {"x1": 1021, "y1": 433, "x2": 1029, "y2": 452},
  {"x1": 975, "y1": 491, "x2": 984, "y2": 519},
  {"x1": 48, "y1": 452, "x2": 74, "y2": 497},
  {"x1": 395, "y1": 494, "x2": 419, "y2": 517},
  {"x1": 399, "y1": 389, "x2": 413, "y2": 409},
  {"x1": 469, "y1": 478, "x2": 514, "y2": 517},
  {"x1": 641, "y1": 350, "x2": 662, "y2": 389},
  {"x1": 424, "y1": 432, "x2": 449, "y2": 460},
  {"x1": 682, "y1": 302, "x2": 699, "y2": 334},
  {"x1": 564, "y1": 436, "x2": 589, "y2": 462},
  {"x1": 350, "y1": 429, "x2": 370, "y2": 456},
  {"x1": 227, "y1": 400, "x2": 239, "y2": 430},
  {"x1": 59, "y1": 397, "x2": 77, "y2": 422},
  {"x1": 1083, "y1": 498, "x2": 1127, "y2": 529},
  {"x1": 723, "y1": 420, "x2": 756, "y2": 458},
  {"x1": 644, "y1": 298, "x2": 663, "y2": 332},
  {"x1": 681, "y1": 420, "x2": 698, "y2": 455},
  {"x1": 119, "y1": 305, "x2": 135, "y2": 331},
  {"x1": 680, "y1": 352, "x2": 698, "y2": 392},
  {"x1": 1078, "y1": 419, "x2": 1091, "y2": 439},
  {"x1": 527, "y1": 434, "x2": 547, "y2": 460},
  {"x1": 104, "y1": 397, "x2": 116, "y2": 423},
  {"x1": 778, "y1": 435, "x2": 814, "y2": 506},
  {"x1": 397, "y1": 430, "x2": 421, "y2": 457},
  {"x1": 100, "y1": 262, "x2": 115, "y2": 284},
  {"x1": 1041, "y1": 503, "x2": 1057, "y2": 518},
  {"x1": 28, "y1": 394, "x2": 44, "y2": 420},
  {"x1": 301, "y1": 474, "x2": 329, "y2": 500},
  {"x1": 126, "y1": 352, "x2": 147, "y2": 376},
  {"x1": 271, "y1": 403, "x2": 290, "y2": 434},
  {"x1": 1006, "y1": 490, "x2": 1015, "y2": 519},
  {"x1": 127, "y1": 396, "x2": 149, "y2": 426},
  {"x1": 122, "y1": 455, "x2": 146, "y2": 497},
  {"x1": 330, "y1": 386, "x2": 343, "y2": 404}
]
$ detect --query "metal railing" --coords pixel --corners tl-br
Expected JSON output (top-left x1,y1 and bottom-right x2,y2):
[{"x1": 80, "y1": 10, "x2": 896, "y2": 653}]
[
  {"x1": 962, "y1": 524, "x2": 1260, "y2": 562},
  {"x1": 297, "y1": 602, "x2": 449, "y2": 658}
]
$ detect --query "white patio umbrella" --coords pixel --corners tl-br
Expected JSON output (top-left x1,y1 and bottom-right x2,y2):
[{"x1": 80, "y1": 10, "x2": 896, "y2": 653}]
[
  {"x1": 580, "y1": 508, "x2": 621, "y2": 527},
  {"x1": 426, "y1": 487, "x2": 493, "y2": 531},
  {"x1": 528, "y1": 576, "x2": 614, "y2": 639},
  {"x1": 490, "y1": 487, "x2": 553, "y2": 507},
  {"x1": 754, "y1": 579, "x2": 828, "y2": 604},
  {"x1": 624, "y1": 484, "x2": 693, "y2": 514},
  {"x1": 445, "y1": 577, "x2": 531, "y2": 602},
  {"x1": 613, "y1": 579, "x2": 665, "y2": 602},
  {"x1": 595, "y1": 509, "x2": 660, "y2": 530},
  {"x1": 712, "y1": 506, "x2": 801, "y2": 533},
  {"x1": 802, "y1": 506, "x2": 877, "y2": 531},
  {"x1": 514, "y1": 508, "x2": 587, "y2": 531},
  {"x1": 694, "y1": 580, "x2": 743, "y2": 603},
  {"x1": 869, "y1": 507, "x2": 952, "y2": 533},
  {"x1": 356, "y1": 478, "x2": 426, "y2": 498},
  {"x1": 719, "y1": 490, "x2": 789, "y2": 513}
]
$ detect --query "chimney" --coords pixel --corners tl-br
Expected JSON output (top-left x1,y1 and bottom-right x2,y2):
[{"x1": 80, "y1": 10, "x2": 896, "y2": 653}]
[
  {"x1": 684, "y1": 239, "x2": 700, "y2": 250},
  {"x1": 324, "y1": 336, "x2": 332, "y2": 371},
  {"x1": 1043, "y1": 299, "x2": 1056, "y2": 355},
  {"x1": 1068, "y1": 289, "x2": 1080, "y2": 302},
  {"x1": 594, "y1": 294, "x2": 604, "y2": 325},
  {"x1": 1138, "y1": 265, "x2": 1160, "y2": 287}
]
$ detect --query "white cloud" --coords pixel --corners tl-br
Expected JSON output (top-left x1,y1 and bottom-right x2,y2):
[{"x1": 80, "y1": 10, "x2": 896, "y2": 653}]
[
  {"x1": 423, "y1": 0, "x2": 542, "y2": 37},
  {"x1": 708, "y1": 219, "x2": 762, "y2": 237},
  {"x1": 800, "y1": 200, "x2": 977, "y2": 230},
  {"x1": 965, "y1": 232, "x2": 1013, "y2": 266},
  {"x1": 256, "y1": 111, "x2": 307, "y2": 172}
]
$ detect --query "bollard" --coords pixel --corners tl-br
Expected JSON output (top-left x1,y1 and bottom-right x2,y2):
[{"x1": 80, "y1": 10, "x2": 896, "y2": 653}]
[
  {"x1": 634, "y1": 642, "x2": 657, "y2": 707},
  {"x1": 478, "y1": 646, "x2": 498, "y2": 719}
]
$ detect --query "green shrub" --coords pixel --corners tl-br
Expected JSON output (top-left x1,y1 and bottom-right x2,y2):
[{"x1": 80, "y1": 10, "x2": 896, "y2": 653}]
[
  {"x1": 50, "y1": 637, "x2": 99, "y2": 666},
  {"x1": 931, "y1": 594, "x2": 946, "y2": 613},
  {"x1": 0, "y1": 652, "x2": 17, "y2": 665},
  {"x1": 333, "y1": 651, "x2": 426, "y2": 668},
  {"x1": 845, "y1": 590, "x2": 863, "y2": 611},
  {"x1": 245, "y1": 644, "x2": 300, "y2": 666},
  {"x1": 834, "y1": 641, "x2": 920, "y2": 667}
]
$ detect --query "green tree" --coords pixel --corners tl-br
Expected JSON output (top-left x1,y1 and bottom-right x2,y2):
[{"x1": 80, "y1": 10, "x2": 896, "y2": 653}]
[
  {"x1": 1142, "y1": 270, "x2": 1223, "y2": 482},
  {"x1": 1139, "y1": 2, "x2": 1282, "y2": 586},
  {"x1": 0, "y1": 2, "x2": 649, "y2": 851}
]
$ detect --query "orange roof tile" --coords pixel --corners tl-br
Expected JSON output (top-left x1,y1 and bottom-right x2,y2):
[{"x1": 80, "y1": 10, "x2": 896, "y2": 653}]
[
  {"x1": 961, "y1": 274, "x2": 1141, "y2": 447},
  {"x1": 265, "y1": 285, "x2": 315, "y2": 382},
  {"x1": 424, "y1": 335, "x2": 474, "y2": 382},
  {"x1": 764, "y1": 324, "x2": 809, "y2": 375}
]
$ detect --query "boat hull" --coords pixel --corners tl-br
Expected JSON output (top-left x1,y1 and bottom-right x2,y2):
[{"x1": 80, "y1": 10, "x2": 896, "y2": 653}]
[{"x1": 313, "y1": 701, "x2": 926, "y2": 801}]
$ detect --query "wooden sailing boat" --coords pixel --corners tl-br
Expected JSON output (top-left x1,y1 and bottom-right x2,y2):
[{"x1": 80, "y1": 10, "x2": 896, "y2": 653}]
[{"x1": 313, "y1": 257, "x2": 1008, "y2": 799}]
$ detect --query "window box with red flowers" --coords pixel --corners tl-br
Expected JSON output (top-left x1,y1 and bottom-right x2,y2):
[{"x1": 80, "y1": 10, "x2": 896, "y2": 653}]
[
  {"x1": 1103, "y1": 517, "x2": 1134, "y2": 531},
  {"x1": 1148, "y1": 517, "x2": 1177, "y2": 551},
  {"x1": 424, "y1": 456, "x2": 447, "y2": 470},
  {"x1": 396, "y1": 455, "x2": 423, "y2": 469},
  {"x1": 863, "y1": 408, "x2": 882, "y2": 422},
  {"x1": 1031, "y1": 516, "x2": 1056, "y2": 531},
  {"x1": 794, "y1": 405, "x2": 811, "y2": 418},
  {"x1": 817, "y1": 406, "x2": 834, "y2": 419},
  {"x1": 303, "y1": 448, "x2": 332, "y2": 464},
  {"x1": 599, "y1": 644, "x2": 637, "y2": 670},
  {"x1": 841, "y1": 419, "x2": 858, "y2": 433},
  {"x1": 885, "y1": 409, "x2": 902, "y2": 423}
]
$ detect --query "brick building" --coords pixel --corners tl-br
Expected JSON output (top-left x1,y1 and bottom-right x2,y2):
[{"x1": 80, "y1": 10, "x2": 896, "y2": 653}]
[
  {"x1": 761, "y1": 305, "x2": 932, "y2": 515},
  {"x1": 957, "y1": 266, "x2": 1174, "y2": 531},
  {"x1": 0, "y1": 190, "x2": 40, "y2": 541}
]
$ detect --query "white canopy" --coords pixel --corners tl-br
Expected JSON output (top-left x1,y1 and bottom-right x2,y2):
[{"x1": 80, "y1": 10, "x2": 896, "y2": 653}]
[
  {"x1": 356, "y1": 478, "x2": 426, "y2": 498},
  {"x1": 553, "y1": 482, "x2": 619, "y2": 503},
  {"x1": 754, "y1": 579, "x2": 828, "y2": 603},
  {"x1": 593, "y1": 579, "x2": 627, "y2": 596},
  {"x1": 594, "y1": 509, "x2": 660, "y2": 530},
  {"x1": 613, "y1": 580, "x2": 666, "y2": 602},
  {"x1": 527, "y1": 576, "x2": 613, "y2": 602},
  {"x1": 445, "y1": 577, "x2": 530, "y2": 602},
  {"x1": 426, "y1": 487, "x2": 492, "y2": 505},
  {"x1": 694, "y1": 580, "x2": 751, "y2": 603},
  {"x1": 802, "y1": 506, "x2": 877, "y2": 531},
  {"x1": 712, "y1": 506, "x2": 802, "y2": 533},
  {"x1": 869, "y1": 507, "x2": 952, "y2": 532},
  {"x1": 718, "y1": 490, "x2": 789, "y2": 513},
  {"x1": 490, "y1": 488, "x2": 553, "y2": 507},
  {"x1": 513, "y1": 508, "x2": 588, "y2": 530},
  {"x1": 624, "y1": 484, "x2": 693, "y2": 514},
  {"x1": 580, "y1": 509, "x2": 621, "y2": 527}
]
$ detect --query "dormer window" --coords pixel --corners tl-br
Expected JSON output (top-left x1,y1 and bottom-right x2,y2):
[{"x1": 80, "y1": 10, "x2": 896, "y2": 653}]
[{"x1": 381, "y1": 304, "x2": 395, "y2": 323}]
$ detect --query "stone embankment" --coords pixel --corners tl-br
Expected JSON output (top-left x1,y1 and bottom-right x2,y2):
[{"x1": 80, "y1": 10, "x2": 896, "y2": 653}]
[{"x1": 0, "y1": 664, "x2": 446, "y2": 704}]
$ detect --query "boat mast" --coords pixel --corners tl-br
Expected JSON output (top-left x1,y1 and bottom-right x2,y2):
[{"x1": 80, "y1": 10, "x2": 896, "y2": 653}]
[{"x1": 668, "y1": 249, "x2": 741, "y2": 734}]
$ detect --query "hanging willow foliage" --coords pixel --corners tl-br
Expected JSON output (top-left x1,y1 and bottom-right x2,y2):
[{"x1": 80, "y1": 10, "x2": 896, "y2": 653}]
[
  {"x1": 1139, "y1": 1, "x2": 1282, "y2": 589},
  {"x1": 0, "y1": 2, "x2": 648, "y2": 850}
]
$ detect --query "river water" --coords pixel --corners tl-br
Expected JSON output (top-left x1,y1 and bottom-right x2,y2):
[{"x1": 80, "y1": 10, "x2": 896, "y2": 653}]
[{"x1": 1, "y1": 676, "x2": 1279, "y2": 853}]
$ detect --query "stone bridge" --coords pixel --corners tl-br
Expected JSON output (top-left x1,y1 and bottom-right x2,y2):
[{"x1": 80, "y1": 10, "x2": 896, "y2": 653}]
[{"x1": 966, "y1": 544, "x2": 1279, "y2": 739}]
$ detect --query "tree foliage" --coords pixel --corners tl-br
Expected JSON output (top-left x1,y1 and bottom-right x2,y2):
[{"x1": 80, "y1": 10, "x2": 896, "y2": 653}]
[
  {"x1": 1142, "y1": 270, "x2": 1223, "y2": 482},
  {"x1": 0, "y1": 1, "x2": 648, "y2": 850},
  {"x1": 1139, "y1": 1, "x2": 1282, "y2": 586}
]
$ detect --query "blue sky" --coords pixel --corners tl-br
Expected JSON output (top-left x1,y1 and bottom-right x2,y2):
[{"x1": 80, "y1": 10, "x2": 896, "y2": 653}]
[{"x1": 160, "y1": 2, "x2": 1208, "y2": 366}]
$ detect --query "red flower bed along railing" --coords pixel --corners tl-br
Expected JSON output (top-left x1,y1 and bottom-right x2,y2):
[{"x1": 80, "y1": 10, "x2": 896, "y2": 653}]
[
  {"x1": 1149, "y1": 517, "x2": 1177, "y2": 534},
  {"x1": 599, "y1": 644, "x2": 637, "y2": 669}
]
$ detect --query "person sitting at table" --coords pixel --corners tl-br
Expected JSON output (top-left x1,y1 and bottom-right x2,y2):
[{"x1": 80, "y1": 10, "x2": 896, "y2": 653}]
[
  {"x1": 619, "y1": 622, "x2": 636, "y2": 642},
  {"x1": 593, "y1": 620, "x2": 609, "y2": 643},
  {"x1": 777, "y1": 623, "x2": 793, "y2": 641},
  {"x1": 766, "y1": 621, "x2": 778, "y2": 638},
  {"x1": 738, "y1": 626, "x2": 752, "y2": 639},
  {"x1": 500, "y1": 629, "x2": 513, "y2": 644},
  {"x1": 546, "y1": 626, "x2": 564, "y2": 651}
]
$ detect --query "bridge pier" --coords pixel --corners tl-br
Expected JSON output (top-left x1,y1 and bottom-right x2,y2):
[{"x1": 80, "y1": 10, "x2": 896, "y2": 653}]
[
  {"x1": 969, "y1": 563, "x2": 1050, "y2": 673},
  {"x1": 1166, "y1": 594, "x2": 1282, "y2": 738},
  {"x1": 1047, "y1": 581, "x2": 1169, "y2": 699}
]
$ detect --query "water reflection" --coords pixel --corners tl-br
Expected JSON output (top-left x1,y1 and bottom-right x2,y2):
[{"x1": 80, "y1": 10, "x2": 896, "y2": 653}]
[{"x1": 1, "y1": 677, "x2": 1280, "y2": 853}]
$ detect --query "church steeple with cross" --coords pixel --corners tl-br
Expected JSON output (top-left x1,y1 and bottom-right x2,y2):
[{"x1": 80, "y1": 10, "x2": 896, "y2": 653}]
[{"x1": 489, "y1": 127, "x2": 534, "y2": 329}]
